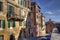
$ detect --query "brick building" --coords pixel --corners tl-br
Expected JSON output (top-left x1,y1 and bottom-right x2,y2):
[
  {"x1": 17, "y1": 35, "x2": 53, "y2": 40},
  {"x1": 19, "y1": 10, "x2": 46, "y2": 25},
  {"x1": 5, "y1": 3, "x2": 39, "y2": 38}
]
[{"x1": 46, "y1": 19, "x2": 55, "y2": 33}]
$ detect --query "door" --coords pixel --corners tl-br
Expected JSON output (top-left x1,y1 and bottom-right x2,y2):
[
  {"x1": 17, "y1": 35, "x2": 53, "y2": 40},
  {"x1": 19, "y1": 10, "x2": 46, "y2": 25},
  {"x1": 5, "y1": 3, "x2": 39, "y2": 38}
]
[{"x1": 10, "y1": 34, "x2": 15, "y2": 40}]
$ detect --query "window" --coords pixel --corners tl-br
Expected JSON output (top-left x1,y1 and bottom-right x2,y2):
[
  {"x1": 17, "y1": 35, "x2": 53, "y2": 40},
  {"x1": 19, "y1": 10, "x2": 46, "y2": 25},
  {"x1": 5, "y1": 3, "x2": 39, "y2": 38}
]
[
  {"x1": 19, "y1": 21, "x2": 22, "y2": 26},
  {"x1": 19, "y1": 8, "x2": 22, "y2": 18},
  {"x1": 7, "y1": 5, "x2": 14, "y2": 13},
  {"x1": 18, "y1": 0, "x2": 26, "y2": 7},
  {"x1": 37, "y1": 15, "x2": 40, "y2": 18},
  {"x1": 0, "y1": 20, "x2": 5, "y2": 29},
  {"x1": 18, "y1": 0, "x2": 22, "y2": 4},
  {"x1": 0, "y1": 2, "x2": 3, "y2": 11},
  {"x1": 23, "y1": 0, "x2": 26, "y2": 7},
  {"x1": 8, "y1": 21, "x2": 15, "y2": 28},
  {"x1": 7, "y1": 5, "x2": 14, "y2": 18}
]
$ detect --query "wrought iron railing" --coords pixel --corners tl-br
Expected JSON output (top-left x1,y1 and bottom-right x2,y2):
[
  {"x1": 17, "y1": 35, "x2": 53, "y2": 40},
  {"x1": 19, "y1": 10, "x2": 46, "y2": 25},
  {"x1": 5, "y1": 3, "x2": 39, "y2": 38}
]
[{"x1": 7, "y1": 12, "x2": 25, "y2": 21}]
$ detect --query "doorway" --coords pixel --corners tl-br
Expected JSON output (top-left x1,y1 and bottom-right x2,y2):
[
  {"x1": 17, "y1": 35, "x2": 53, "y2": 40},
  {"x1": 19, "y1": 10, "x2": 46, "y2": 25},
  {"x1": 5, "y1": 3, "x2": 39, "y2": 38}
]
[{"x1": 10, "y1": 34, "x2": 15, "y2": 40}]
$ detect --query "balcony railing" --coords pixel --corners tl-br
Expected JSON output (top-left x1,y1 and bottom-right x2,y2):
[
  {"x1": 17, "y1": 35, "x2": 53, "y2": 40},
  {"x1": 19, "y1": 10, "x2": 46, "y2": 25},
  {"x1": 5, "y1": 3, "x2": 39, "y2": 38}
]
[{"x1": 7, "y1": 12, "x2": 24, "y2": 21}]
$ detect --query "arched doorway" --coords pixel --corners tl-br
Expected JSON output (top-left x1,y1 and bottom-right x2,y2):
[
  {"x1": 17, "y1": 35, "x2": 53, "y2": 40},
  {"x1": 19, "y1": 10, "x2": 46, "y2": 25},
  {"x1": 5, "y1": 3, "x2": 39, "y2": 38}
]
[
  {"x1": 18, "y1": 29, "x2": 26, "y2": 40},
  {"x1": 10, "y1": 34, "x2": 15, "y2": 40}
]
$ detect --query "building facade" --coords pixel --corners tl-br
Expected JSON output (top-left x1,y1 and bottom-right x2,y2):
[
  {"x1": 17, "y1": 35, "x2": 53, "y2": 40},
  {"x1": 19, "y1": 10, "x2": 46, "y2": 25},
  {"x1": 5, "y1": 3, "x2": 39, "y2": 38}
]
[
  {"x1": 40, "y1": 15, "x2": 46, "y2": 36},
  {"x1": 46, "y1": 19, "x2": 55, "y2": 33},
  {"x1": 0, "y1": 0, "x2": 30, "y2": 40},
  {"x1": 26, "y1": 2, "x2": 46, "y2": 37}
]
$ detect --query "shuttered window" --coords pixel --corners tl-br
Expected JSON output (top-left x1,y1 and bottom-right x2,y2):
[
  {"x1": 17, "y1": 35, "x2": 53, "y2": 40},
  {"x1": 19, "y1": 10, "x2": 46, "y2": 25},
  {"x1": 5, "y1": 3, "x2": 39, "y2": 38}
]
[
  {"x1": 13, "y1": 21, "x2": 15, "y2": 27},
  {"x1": 2, "y1": 20, "x2": 5, "y2": 28},
  {"x1": 8, "y1": 21, "x2": 15, "y2": 28},
  {"x1": 0, "y1": 20, "x2": 5, "y2": 29}
]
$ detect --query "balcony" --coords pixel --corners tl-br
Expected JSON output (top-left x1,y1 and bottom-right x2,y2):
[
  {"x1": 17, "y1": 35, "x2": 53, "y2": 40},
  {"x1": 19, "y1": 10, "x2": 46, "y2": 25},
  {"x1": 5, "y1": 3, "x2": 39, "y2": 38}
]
[{"x1": 7, "y1": 12, "x2": 24, "y2": 21}]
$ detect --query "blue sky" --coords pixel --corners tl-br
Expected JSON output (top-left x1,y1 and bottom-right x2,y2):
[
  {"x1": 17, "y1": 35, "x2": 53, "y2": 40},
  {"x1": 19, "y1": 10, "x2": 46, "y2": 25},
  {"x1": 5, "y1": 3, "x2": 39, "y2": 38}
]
[{"x1": 31, "y1": 0, "x2": 60, "y2": 22}]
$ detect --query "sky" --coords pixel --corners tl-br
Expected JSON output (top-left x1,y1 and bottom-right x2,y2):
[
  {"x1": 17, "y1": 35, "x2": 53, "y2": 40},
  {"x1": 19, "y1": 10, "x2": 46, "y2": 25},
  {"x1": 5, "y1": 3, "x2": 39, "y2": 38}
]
[{"x1": 31, "y1": 0, "x2": 60, "y2": 22}]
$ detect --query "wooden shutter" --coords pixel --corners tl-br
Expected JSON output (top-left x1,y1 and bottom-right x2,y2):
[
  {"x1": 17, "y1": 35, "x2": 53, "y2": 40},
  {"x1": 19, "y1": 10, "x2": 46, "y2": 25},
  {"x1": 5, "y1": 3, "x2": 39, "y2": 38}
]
[
  {"x1": 2, "y1": 20, "x2": 5, "y2": 28},
  {"x1": 8, "y1": 20, "x2": 10, "y2": 28}
]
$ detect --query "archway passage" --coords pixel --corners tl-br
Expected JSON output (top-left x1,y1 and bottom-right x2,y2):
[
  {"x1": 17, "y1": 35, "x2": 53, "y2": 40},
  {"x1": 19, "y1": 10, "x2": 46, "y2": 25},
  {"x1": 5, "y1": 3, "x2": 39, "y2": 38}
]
[
  {"x1": 10, "y1": 34, "x2": 15, "y2": 40},
  {"x1": 18, "y1": 29, "x2": 26, "y2": 40}
]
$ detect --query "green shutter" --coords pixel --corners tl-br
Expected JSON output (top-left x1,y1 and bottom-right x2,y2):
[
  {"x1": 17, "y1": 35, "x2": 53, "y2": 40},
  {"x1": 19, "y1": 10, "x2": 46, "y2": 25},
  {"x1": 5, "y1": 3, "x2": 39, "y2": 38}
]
[
  {"x1": 2, "y1": 20, "x2": 5, "y2": 28},
  {"x1": 13, "y1": 21, "x2": 15, "y2": 27},
  {"x1": 8, "y1": 20, "x2": 10, "y2": 28}
]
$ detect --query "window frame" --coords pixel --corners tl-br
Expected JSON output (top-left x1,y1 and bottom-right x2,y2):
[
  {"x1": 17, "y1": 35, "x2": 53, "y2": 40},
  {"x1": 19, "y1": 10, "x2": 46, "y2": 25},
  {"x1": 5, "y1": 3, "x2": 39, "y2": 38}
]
[
  {"x1": 7, "y1": 5, "x2": 14, "y2": 14},
  {"x1": 0, "y1": 20, "x2": 5, "y2": 30},
  {"x1": 18, "y1": 0, "x2": 26, "y2": 7},
  {"x1": 8, "y1": 20, "x2": 15, "y2": 28}
]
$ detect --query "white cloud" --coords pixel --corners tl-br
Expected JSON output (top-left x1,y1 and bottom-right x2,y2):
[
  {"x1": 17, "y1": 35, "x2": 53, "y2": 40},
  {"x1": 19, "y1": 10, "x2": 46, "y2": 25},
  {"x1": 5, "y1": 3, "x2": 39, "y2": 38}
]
[{"x1": 45, "y1": 11, "x2": 53, "y2": 14}]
